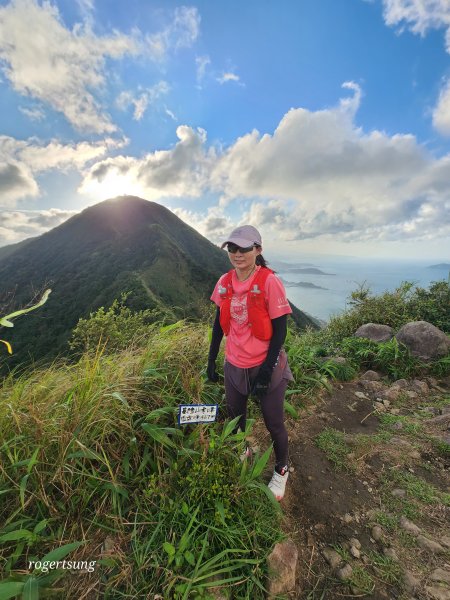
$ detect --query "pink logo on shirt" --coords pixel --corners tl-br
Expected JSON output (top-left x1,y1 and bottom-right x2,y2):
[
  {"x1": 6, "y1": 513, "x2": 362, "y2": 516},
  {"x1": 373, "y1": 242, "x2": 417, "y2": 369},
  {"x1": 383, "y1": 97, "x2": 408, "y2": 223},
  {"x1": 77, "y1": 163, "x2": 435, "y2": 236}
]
[{"x1": 230, "y1": 295, "x2": 248, "y2": 325}]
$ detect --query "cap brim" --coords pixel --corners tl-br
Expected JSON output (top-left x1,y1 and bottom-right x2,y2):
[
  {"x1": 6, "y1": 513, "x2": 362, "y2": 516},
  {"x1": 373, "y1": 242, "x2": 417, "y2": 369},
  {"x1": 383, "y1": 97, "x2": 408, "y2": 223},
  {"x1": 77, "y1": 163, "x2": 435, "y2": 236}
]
[{"x1": 221, "y1": 236, "x2": 257, "y2": 249}]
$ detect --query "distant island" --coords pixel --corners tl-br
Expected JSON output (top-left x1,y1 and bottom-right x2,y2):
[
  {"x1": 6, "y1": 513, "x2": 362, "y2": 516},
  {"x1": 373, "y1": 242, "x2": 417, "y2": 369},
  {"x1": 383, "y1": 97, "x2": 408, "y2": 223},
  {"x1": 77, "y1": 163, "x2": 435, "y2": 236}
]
[
  {"x1": 427, "y1": 263, "x2": 450, "y2": 269},
  {"x1": 280, "y1": 278, "x2": 328, "y2": 290},
  {"x1": 278, "y1": 267, "x2": 335, "y2": 276}
]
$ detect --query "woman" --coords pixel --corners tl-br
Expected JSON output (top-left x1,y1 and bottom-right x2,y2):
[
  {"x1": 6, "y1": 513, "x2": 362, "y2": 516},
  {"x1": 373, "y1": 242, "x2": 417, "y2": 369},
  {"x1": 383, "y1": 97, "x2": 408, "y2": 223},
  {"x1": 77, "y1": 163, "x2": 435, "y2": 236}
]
[{"x1": 207, "y1": 225, "x2": 293, "y2": 501}]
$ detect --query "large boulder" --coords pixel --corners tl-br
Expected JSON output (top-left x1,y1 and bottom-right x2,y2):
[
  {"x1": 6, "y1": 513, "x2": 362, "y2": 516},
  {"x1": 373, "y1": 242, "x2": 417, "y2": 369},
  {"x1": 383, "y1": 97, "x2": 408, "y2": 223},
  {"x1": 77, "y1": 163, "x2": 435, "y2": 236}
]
[
  {"x1": 395, "y1": 321, "x2": 450, "y2": 361},
  {"x1": 354, "y1": 323, "x2": 394, "y2": 343}
]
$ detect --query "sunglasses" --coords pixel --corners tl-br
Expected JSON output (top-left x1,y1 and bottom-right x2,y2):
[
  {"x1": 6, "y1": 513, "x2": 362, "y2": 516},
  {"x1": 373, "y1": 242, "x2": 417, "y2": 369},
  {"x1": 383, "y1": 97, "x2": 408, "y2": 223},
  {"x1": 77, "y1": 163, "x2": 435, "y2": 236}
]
[{"x1": 226, "y1": 243, "x2": 256, "y2": 254}]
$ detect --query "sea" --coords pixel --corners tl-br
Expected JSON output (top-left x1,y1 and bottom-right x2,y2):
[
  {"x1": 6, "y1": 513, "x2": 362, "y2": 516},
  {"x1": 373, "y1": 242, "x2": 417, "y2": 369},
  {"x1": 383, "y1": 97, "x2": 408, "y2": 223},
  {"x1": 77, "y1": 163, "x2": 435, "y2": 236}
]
[{"x1": 270, "y1": 257, "x2": 450, "y2": 325}]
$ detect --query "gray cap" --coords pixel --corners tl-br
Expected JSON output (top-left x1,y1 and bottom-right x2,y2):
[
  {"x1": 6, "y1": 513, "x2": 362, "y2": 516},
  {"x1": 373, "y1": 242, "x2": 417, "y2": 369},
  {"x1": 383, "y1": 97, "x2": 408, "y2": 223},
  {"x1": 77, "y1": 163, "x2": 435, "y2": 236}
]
[{"x1": 220, "y1": 225, "x2": 262, "y2": 249}]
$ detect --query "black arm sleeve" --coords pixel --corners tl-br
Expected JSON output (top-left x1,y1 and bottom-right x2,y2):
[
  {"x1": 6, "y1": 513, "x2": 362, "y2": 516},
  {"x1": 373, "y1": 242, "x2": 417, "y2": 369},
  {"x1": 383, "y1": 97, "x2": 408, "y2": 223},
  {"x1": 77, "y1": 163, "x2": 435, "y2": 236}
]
[
  {"x1": 263, "y1": 314, "x2": 288, "y2": 371},
  {"x1": 208, "y1": 306, "x2": 224, "y2": 361}
]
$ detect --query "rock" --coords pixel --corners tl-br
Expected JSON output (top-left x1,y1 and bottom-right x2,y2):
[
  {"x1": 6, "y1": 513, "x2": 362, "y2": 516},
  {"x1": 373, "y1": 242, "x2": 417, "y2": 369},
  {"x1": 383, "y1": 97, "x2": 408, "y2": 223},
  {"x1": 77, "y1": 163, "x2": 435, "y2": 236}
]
[
  {"x1": 403, "y1": 570, "x2": 420, "y2": 594},
  {"x1": 354, "y1": 391, "x2": 368, "y2": 399},
  {"x1": 350, "y1": 546, "x2": 361, "y2": 558},
  {"x1": 336, "y1": 563, "x2": 353, "y2": 581},
  {"x1": 430, "y1": 568, "x2": 450, "y2": 585},
  {"x1": 289, "y1": 466, "x2": 295, "y2": 473},
  {"x1": 440, "y1": 536, "x2": 450, "y2": 549},
  {"x1": 390, "y1": 408, "x2": 401, "y2": 415},
  {"x1": 355, "y1": 323, "x2": 394, "y2": 342},
  {"x1": 399, "y1": 516, "x2": 421, "y2": 536},
  {"x1": 393, "y1": 379, "x2": 409, "y2": 388},
  {"x1": 371, "y1": 526, "x2": 383, "y2": 541},
  {"x1": 395, "y1": 321, "x2": 450, "y2": 361},
  {"x1": 425, "y1": 585, "x2": 450, "y2": 600},
  {"x1": 422, "y1": 406, "x2": 441, "y2": 416},
  {"x1": 382, "y1": 399, "x2": 391, "y2": 408},
  {"x1": 383, "y1": 386, "x2": 403, "y2": 401},
  {"x1": 349, "y1": 538, "x2": 361, "y2": 549},
  {"x1": 409, "y1": 450, "x2": 421, "y2": 460},
  {"x1": 383, "y1": 547, "x2": 399, "y2": 561},
  {"x1": 266, "y1": 539, "x2": 298, "y2": 598},
  {"x1": 322, "y1": 548, "x2": 343, "y2": 569},
  {"x1": 375, "y1": 402, "x2": 387, "y2": 412},
  {"x1": 361, "y1": 380, "x2": 385, "y2": 393},
  {"x1": 406, "y1": 390, "x2": 419, "y2": 399},
  {"x1": 362, "y1": 370, "x2": 381, "y2": 381},
  {"x1": 416, "y1": 535, "x2": 445, "y2": 554},
  {"x1": 411, "y1": 379, "x2": 429, "y2": 395},
  {"x1": 392, "y1": 488, "x2": 407, "y2": 498},
  {"x1": 343, "y1": 513, "x2": 353, "y2": 524}
]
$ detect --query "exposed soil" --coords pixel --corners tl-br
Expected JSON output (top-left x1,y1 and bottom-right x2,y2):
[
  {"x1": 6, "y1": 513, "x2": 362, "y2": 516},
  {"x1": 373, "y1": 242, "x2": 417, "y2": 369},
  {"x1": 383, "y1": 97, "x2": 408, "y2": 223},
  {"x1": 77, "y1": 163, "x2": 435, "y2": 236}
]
[{"x1": 250, "y1": 375, "x2": 450, "y2": 599}]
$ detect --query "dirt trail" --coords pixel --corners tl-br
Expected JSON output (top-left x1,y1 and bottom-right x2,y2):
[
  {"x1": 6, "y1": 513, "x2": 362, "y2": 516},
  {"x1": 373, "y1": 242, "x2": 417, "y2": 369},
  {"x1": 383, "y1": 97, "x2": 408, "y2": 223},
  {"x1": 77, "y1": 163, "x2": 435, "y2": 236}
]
[{"x1": 252, "y1": 376, "x2": 450, "y2": 599}]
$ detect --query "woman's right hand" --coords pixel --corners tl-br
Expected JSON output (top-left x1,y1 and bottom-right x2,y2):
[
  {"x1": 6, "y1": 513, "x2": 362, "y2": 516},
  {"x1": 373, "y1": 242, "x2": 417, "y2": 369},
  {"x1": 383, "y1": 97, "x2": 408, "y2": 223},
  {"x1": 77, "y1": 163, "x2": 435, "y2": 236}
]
[{"x1": 207, "y1": 358, "x2": 219, "y2": 382}]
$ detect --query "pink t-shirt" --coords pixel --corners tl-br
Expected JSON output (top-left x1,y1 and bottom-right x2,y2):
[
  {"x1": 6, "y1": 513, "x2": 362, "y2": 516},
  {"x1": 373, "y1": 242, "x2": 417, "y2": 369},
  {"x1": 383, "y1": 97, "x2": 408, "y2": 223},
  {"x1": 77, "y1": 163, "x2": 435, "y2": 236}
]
[{"x1": 210, "y1": 266, "x2": 292, "y2": 368}]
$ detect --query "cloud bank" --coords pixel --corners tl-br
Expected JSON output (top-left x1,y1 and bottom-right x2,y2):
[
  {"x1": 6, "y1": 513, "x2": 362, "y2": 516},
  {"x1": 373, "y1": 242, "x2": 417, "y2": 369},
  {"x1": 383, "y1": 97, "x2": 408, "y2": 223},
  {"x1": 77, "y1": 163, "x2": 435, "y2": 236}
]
[{"x1": 78, "y1": 83, "x2": 450, "y2": 245}]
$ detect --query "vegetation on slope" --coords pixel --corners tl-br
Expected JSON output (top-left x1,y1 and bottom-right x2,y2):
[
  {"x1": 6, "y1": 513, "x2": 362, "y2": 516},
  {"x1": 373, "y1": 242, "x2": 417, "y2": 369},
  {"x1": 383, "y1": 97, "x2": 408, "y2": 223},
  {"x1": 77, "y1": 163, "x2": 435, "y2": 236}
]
[{"x1": 0, "y1": 278, "x2": 448, "y2": 599}]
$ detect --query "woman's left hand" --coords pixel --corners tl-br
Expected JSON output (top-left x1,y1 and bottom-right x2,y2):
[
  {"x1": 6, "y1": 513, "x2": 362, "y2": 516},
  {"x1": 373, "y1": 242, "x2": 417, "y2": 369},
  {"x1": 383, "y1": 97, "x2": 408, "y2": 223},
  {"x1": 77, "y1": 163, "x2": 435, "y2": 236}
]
[{"x1": 251, "y1": 364, "x2": 273, "y2": 398}]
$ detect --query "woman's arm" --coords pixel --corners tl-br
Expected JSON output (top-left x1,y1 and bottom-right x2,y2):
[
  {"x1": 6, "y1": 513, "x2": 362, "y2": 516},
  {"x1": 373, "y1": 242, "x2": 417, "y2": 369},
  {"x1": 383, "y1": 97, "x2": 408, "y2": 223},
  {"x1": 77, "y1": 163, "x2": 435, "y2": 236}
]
[{"x1": 207, "y1": 306, "x2": 224, "y2": 382}]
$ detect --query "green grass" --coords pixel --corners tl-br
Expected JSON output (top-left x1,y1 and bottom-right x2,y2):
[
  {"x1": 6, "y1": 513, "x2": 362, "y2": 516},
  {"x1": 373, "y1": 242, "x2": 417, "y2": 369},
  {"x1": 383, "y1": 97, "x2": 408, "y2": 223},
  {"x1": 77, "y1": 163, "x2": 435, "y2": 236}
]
[
  {"x1": 368, "y1": 552, "x2": 403, "y2": 587},
  {"x1": 0, "y1": 322, "x2": 283, "y2": 599},
  {"x1": 315, "y1": 429, "x2": 353, "y2": 472}
]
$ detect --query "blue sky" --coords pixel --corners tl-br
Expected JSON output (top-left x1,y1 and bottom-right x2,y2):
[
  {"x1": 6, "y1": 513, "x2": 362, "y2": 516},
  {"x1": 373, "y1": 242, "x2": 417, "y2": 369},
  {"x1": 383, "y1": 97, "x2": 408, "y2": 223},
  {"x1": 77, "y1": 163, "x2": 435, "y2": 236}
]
[{"x1": 1, "y1": 0, "x2": 450, "y2": 260}]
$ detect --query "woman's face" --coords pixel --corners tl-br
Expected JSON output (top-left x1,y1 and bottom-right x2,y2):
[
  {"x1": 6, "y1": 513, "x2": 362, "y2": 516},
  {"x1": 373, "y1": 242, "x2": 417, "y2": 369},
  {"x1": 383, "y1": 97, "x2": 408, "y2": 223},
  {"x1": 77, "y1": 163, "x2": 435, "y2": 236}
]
[{"x1": 227, "y1": 245, "x2": 262, "y2": 271}]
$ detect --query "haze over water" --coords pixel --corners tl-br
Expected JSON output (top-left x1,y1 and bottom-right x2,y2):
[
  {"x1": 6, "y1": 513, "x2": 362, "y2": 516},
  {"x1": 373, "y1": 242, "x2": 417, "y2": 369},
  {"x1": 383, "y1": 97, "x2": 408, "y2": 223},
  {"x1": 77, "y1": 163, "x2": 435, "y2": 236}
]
[{"x1": 272, "y1": 257, "x2": 450, "y2": 324}]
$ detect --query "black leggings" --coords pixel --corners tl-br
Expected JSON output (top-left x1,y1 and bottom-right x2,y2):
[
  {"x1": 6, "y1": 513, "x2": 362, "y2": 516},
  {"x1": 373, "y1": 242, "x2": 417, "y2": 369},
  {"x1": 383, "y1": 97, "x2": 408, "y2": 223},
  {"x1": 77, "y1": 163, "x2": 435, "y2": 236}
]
[{"x1": 224, "y1": 373, "x2": 289, "y2": 470}]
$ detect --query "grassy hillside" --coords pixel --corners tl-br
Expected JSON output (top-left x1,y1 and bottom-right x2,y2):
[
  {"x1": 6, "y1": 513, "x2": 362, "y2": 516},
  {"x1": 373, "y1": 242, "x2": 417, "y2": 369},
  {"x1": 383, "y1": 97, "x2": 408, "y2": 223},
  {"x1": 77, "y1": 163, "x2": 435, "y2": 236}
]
[{"x1": 0, "y1": 279, "x2": 448, "y2": 598}]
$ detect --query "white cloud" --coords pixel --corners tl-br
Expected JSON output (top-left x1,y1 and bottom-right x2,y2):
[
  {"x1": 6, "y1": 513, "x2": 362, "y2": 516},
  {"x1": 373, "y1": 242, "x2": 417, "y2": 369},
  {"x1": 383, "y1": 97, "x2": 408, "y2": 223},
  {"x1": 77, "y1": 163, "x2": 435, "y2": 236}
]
[
  {"x1": 0, "y1": 135, "x2": 126, "y2": 206},
  {"x1": 146, "y1": 6, "x2": 200, "y2": 60},
  {"x1": 382, "y1": 0, "x2": 450, "y2": 38},
  {"x1": 0, "y1": 1, "x2": 200, "y2": 133},
  {"x1": 79, "y1": 81, "x2": 450, "y2": 244},
  {"x1": 380, "y1": 1, "x2": 450, "y2": 135},
  {"x1": 18, "y1": 105, "x2": 46, "y2": 121},
  {"x1": 196, "y1": 55, "x2": 211, "y2": 85},
  {"x1": 0, "y1": 208, "x2": 77, "y2": 246},
  {"x1": 116, "y1": 81, "x2": 170, "y2": 121},
  {"x1": 216, "y1": 72, "x2": 241, "y2": 85},
  {"x1": 0, "y1": 0, "x2": 139, "y2": 134},
  {"x1": 80, "y1": 125, "x2": 214, "y2": 200}
]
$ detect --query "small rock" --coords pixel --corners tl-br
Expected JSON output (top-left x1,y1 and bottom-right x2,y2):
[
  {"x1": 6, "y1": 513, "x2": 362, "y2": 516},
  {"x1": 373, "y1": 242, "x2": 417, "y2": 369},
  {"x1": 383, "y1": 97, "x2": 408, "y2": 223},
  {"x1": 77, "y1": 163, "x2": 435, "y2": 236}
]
[
  {"x1": 409, "y1": 450, "x2": 421, "y2": 460},
  {"x1": 349, "y1": 538, "x2": 361, "y2": 549},
  {"x1": 362, "y1": 370, "x2": 381, "y2": 381},
  {"x1": 343, "y1": 513, "x2": 353, "y2": 524},
  {"x1": 383, "y1": 399, "x2": 391, "y2": 408},
  {"x1": 266, "y1": 539, "x2": 298, "y2": 598},
  {"x1": 399, "y1": 516, "x2": 421, "y2": 536},
  {"x1": 384, "y1": 386, "x2": 403, "y2": 401},
  {"x1": 390, "y1": 408, "x2": 401, "y2": 415},
  {"x1": 416, "y1": 535, "x2": 445, "y2": 554},
  {"x1": 383, "y1": 547, "x2": 399, "y2": 561},
  {"x1": 289, "y1": 466, "x2": 295, "y2": 473},
  {"x1": 371, "y1": 526, "x2": 383, "y2": 541},
  {"x1": 336, "y1": 563, "x2": 353, "y2": 581},
  {"x1": 350, "y1": 546, "x2": 361, "y2": 559},
  {"x1": 421, "y1": 406, "x2": 440, "y2": 416},
  {"x1": 393, "y1": 379, "x2": 409, "y2": 388},
  {"x1": 354, "y1": 391, "x2": 368, "y2": 399},
  {"x1": 403, "y1": 570, "x2": 420, "y2": 594},
  {"x1": 360, "y1": 380, "x2": 384, "y2": 391},
  {"x1": 322, "y1": 548, "x2": 343, "y2": 569},
  {"x1": 392, "y1": 488, "x2": 406, "y2": 498},
  {"x1": 411, "y1": 379, "x2": 429, "y2": 395},
  {"x1": 307, "y1": 475, "x2": 313, "y2": 481},
  {"x1": 430, "y1": 568, "x2": 450, "y2": 585},
  {"x1": 361, "y1": 554, "x2": 370, "y2": 564},
  {"x1": 406, "y1": 390, "x2": 418, "y2": 399},
  {"x1": 375, "y1": 402, "x2": 387, "y2": 412},
  {"x1": 425, "y1": 585, "x2": 450, "y2": 600}
]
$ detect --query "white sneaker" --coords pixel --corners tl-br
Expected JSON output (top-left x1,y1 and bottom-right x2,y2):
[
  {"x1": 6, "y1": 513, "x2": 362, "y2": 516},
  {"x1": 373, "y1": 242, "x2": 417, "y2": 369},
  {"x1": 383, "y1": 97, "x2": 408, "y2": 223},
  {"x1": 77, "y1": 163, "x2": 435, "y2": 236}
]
[{"x1": 268, "y1": 467, "x2": 289, "y2": 501}]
